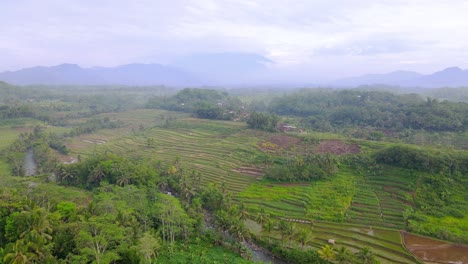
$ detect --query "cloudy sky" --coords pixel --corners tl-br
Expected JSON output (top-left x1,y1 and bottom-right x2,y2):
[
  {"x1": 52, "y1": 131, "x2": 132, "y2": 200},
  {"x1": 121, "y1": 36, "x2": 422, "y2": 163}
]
[{"x1": 2, "y1": 0, "x2": 468, "y2": 80}]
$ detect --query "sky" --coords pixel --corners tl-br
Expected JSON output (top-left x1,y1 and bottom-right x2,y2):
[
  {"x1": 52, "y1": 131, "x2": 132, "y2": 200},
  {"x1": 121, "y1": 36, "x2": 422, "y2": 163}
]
[{"x1": 2, "y1": 0, "x2": 468, "y2": 80}]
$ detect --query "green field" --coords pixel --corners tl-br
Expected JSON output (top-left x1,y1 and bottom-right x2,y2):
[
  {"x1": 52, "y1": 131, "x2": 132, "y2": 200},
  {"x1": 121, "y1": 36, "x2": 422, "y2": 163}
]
[
  {"x1": 54, "y1": 109, "x2": 427, "y2": 262},
  {"x1": 3, "y1": 108, "x2": 466, "y2": 263}
]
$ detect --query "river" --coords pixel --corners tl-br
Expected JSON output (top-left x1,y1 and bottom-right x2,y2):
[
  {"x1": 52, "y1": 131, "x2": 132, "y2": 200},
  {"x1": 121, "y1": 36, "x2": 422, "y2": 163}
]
[{"x1": 23, "y1": 149, "x2": 37, "y2": 176}]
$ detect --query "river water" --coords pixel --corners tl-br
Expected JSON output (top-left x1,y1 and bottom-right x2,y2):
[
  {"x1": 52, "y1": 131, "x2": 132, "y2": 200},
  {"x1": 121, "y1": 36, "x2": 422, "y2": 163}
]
[
  {"x1": 23, "y1": 149, "x2": 37, "y2": 176},
  {"x1": 247, "y1": 243, "x2": 287, "y2": 264}
]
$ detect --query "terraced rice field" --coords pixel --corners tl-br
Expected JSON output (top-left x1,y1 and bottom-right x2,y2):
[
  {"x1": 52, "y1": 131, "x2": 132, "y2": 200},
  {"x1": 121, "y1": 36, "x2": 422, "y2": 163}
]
[
  {"x1": 68, "y1": 115, "x2": 271, "y2": 193},
  {"x1": 247, "y1": 219, "x2": 420, "y2": 264},
  {"x1": 62, "y1": 110, "x2": 428, "y2": 262},
  {"x1": 346, "y1": 167, "x2": 416, "y2": 229}
]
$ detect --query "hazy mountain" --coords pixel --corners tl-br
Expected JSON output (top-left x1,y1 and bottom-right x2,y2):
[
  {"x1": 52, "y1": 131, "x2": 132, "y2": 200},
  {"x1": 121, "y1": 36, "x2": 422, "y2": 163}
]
[
  {"x1": 400, "y1": 67, "x2": 468, "y2": 88},
  {"x1": 0, "y1": 63, "x2": 197, "y2": 86},
  {"x1": 2, "y1": 57, "x2": 468, "y2": 88},
  {"x1": 0, "y1": 52, "x2": 273, "y2": 86},
  {"x1": 0, "y1": 64, "x2": 102, "y2": 85},
  {"x1": 333, "y1": 70, "x2": 422, "y2": 87},
  {"x1": 334, "y1": 67, "x2": 468, "y2": 88}
]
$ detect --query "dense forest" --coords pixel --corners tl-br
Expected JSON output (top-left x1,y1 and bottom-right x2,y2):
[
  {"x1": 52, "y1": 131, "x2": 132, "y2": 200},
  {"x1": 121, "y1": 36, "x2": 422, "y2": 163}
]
[{"x1": 268, "y1": 89, "x2": 467, "y2": 132}]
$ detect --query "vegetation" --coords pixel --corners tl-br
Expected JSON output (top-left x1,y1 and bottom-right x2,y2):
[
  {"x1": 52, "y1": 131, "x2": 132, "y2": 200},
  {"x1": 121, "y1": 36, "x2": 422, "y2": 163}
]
[{"x1": 0, "y1": 83, "x2": 467, "y2": 263}]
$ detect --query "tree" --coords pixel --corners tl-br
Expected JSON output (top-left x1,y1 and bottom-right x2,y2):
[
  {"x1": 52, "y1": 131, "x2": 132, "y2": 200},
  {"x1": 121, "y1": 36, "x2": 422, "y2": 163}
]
[
  {"x1": 335, "y1": 246, "x2": 354, "y2": 264},
  {"x1": 76, "y1": 216, "x2": 126, "y2": 264},
  {"x1": 3, "y1": 208, "x2": 54, "y2": 263},
  {"x1": 355, "y1": 247, "x2": 377, "y2": 264},
  {"x1": 297, "y1": 228, "x2": 311, "y2": 249},
  {"x1": 262, "y1": 220, "x2": 274, "y2": 243},
  {"x1": 3, "y1": 239, "x2": 30, "y2": 264},
  {"x1": 256, "y1": 208, "x2": 269, "y2": 226},
  {"x1": 278, "y1": 220, "x2": 290, "y2": 245},
  {"x1": 238, "y1": 203, "x2": 249, "y2": 221},
  {"x1": 155, "y1": 194, "x2": 192, "y2": 244},
  {"x1": 318, "y1": 244, "x2": 335, "y2": 261},
  {"x1": 230, "y1": 219, "x2": 251, "y2": 243},
  {"x1": 138, "y1": 232, "x2": 161, "y2": 264}
]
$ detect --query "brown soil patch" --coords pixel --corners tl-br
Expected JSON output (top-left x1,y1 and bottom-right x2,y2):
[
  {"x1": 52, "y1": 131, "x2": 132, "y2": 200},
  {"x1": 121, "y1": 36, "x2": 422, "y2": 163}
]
[
  {"x1": 314, "y1": 140, "x2": 360, "y2": 155},
  {"x1": 232, "y1": 167, "x2": 263, "y2": 177},
  {"x1": 351, "y1": 202, "x2": 376, "y2": 208},
  {"x1": 402, "y1": 231, "x2": 468, "y2": 264},
  {"x1": 272, "y1": 182, "x2": 310, "y2": 187},
  {"x1": 260, "y1": 135, "x2": 302, "y2": 151}
]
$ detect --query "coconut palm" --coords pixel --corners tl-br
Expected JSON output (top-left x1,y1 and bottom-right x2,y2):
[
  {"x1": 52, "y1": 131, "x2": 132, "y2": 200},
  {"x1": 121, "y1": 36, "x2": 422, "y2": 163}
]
[
  {"x1": 355, "y1": 247, "x2": 376, "y2": 264},
  {"x1": 297, "y1": 228, "x2": 312, "y2": 249},
  {"x1": 3, "y1": 239, "x2": 30, "y2": 264},
  {"x1": 335, "y1": 246, "x2": 354, "y2": 264},
  {"x1": 256, "y1": 208, "x2": 269, "y2": 226},
  {"x1": 318, "y1": 244, "x2": 335, "y2": 261},
  {"x1": 262, "y1": 220, "x2": 274, "y2": 243}
]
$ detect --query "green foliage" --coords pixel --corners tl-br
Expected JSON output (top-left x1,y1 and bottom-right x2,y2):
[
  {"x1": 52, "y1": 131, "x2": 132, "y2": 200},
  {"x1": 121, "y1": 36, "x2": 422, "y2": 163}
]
[
  {"x1": 269, "y1": 89, "x2": 468, "y2": 132},
  {"x1": 146, "y1": 88, "x2": 244, "y2": 120},
  {"x1": 246, "y1": 111, "x2": 279, "y2": 131}
]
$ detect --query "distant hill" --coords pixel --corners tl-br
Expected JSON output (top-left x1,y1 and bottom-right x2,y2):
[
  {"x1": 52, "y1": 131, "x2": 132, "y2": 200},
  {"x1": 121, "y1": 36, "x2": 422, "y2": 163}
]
[
  {"x1": 400, "y1": 67, "x2": 468, "y2": 88},
  {"x1": 0, "y1": 63, "x2": 198, "y2": 86},
  {"x1": 0, "y1": 52, "x2": 272, "y2": 86},
  {"x1": 334, "y1": 71, "x2": 422, "y2": 87},
  {"x1": 334, "y1": 67, "x2": 468, "y2": 88}
]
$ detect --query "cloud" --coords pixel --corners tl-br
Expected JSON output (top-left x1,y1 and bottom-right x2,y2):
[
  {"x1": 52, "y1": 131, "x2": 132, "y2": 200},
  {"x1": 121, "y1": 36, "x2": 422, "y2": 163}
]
[{"x1": 1, "y1": 0, "x2": 468, "y2": 76}]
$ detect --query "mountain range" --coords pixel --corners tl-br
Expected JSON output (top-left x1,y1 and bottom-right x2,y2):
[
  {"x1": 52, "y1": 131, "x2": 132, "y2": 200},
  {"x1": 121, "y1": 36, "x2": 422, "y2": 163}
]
[
  {"x1": 333, "y1": 67, "x2": 468, "y2": 88},
  {"x1": 1, "y1": 53, "x2": 468, "y2": 88}
]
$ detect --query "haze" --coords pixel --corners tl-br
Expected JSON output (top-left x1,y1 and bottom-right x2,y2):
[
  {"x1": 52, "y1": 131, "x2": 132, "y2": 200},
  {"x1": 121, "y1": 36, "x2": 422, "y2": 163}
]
[{"x1": 2, "y1": 0, "x2": 468, "y2": 82}]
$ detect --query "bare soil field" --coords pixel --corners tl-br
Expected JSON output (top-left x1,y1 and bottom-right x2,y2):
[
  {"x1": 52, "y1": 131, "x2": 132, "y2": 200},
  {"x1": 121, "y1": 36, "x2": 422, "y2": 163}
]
[
  {"x1": 314, "y1": 139, "x2": 361, "y2": 155},
  {"x1": 402, "y1": 231, "x2": 468, "y2": 264}
]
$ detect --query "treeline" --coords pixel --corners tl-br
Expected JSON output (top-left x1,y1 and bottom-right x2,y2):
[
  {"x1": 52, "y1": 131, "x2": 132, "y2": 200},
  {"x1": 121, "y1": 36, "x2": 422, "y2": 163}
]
[
  {"x1": 375, "y1": 146, "x2": 468, "y2": 175},
  {"x1": 268, "y1": 89, "x2": 468, "y2": 132},
  {"x1": 146, "y1": 88, "x2": 245, "y2": 120},
  {"x1": 65, "y1": 117, "x2": 124, "y2": 137},
  {"x1": 265, "y1": 154, "x2": 339, "y2": 182}
]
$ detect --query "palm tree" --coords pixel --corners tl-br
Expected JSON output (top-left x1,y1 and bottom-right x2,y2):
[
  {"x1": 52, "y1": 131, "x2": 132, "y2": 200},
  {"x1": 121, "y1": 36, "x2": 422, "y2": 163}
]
[
  {"x1": 3, "y1": 239, "x2": 30, "y2": 264},
  {"x1": 230, "y1": 219, "x2": 251, "y2": 243},
  {"x1": 278, "y1": 220, "x2": 290, "y2": 245},
  {"x1": 355, "y1": 247, "x2": 376, "y2": 264},
  {"x1": 256, "y1": 208, "x2": 269, "y2": 226},
  {"x1": 318, "y1": 244, "x2": 335, "y2": 261},
  {"x1": 238, "y1": 203, "x2": 249, "y2": 221},
  {"x1": 214, "y1": 210, "x2": 230, "y2": 235},
  {"x1": 297, "y1": 228, "x2": 311, "y2": 249},
  {"x1": 335, "y1": 246, "x2": 354, "y2": 264},
  {"x1": 262, "y1": 220, "x2": 274, "y2": 243},
  {"x1": 89, "y1": 164, "x2": 106, "y2": 186},
  {"x1": 286, "y1": 224, "x2": 297, "y2": 247}
]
